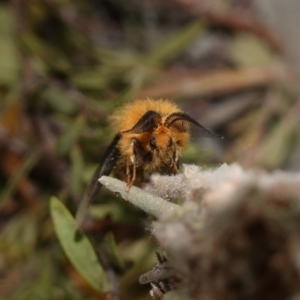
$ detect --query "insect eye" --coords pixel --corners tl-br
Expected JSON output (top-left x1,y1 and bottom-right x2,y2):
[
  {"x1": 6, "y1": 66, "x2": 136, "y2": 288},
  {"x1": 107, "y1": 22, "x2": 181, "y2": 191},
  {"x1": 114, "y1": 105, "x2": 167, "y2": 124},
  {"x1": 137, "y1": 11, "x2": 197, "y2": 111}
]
[{"x1": 150, "y1": 137, "x2": 157, "y2": 148}]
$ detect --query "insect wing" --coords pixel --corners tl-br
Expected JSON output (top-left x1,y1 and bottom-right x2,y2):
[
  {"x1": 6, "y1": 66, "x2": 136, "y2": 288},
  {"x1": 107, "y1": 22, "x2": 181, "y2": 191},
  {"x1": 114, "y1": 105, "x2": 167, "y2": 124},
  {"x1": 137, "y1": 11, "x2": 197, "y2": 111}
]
[
  {"x1": 165, "y1": 112, "x2": 222, "y2": 138},
  {"x1": 75, "y1": 134, "x2": 121, "y2": 228},
  {"x1": 123, "y1": 110, "x2": 162, "y2": 134}
]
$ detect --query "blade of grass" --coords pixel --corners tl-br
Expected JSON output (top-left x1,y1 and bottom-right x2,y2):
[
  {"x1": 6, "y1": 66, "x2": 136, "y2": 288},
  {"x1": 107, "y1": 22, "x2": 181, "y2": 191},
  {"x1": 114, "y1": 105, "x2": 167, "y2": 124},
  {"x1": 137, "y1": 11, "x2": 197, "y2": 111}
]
[
  {"x1": 55, "y1": 115, "x2": 85, "y2": 157},
  {"x1": 0, "y1": 148, "x2": 40, "y2": 210},
  {"x1": 146, "y1": 21, "x2": 205, "y2": 65}
]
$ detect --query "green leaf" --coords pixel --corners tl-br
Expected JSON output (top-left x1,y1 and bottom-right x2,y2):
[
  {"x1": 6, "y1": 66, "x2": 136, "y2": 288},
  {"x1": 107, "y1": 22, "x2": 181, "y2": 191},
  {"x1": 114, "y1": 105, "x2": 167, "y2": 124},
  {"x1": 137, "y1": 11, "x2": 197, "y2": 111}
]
[
  {"x1": 70, "y1": 146, "x2": 85, "y2": 197},
  {"x1": 0, "y1": 5, "x2": 20, "y2": 84},
  {"x1": 0, "y1": 213, "x2": 38, "y2": 260},
  {"x1": 102, "y1": 232, "x2": 127, "y2": 273},
  {"x1": 40, "y1": 86, "x2": 78, "y2": 114},
  {"x1": 50, "y1": 197, "x2": 109, "y2": 292},
  {"x1": 229, "y1": 33, "x2": 275, "y2": 68},
  {"x1": 90, "y1": 203, "x2": 128, "y2": 222},
  {"x1": 257, "y1": 116, "x2": 296, "y2": 168},
  {"x1": 55, "y1": 116, "x2": 85, "y2": 157},
  {"x1": 147, "y1": 21, "x2": 205, "y2": 65},
  {"x1": 71, "y1": 67, "x2": 113, "y2": 90},
  {"x1": 0, "y1": 149, "x2": 40, "y2": 210}
]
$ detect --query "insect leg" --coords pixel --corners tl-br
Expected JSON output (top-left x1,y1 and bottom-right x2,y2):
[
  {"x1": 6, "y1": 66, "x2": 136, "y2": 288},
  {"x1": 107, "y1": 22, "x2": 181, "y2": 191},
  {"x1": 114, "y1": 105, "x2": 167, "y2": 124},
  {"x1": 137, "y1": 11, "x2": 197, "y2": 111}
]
[
  {"x1": 126, "y1": 138, "x2": 138, "y2": 192},
  {"x1": 171, "y1": 149, "x2": 179, "y2": 174}
]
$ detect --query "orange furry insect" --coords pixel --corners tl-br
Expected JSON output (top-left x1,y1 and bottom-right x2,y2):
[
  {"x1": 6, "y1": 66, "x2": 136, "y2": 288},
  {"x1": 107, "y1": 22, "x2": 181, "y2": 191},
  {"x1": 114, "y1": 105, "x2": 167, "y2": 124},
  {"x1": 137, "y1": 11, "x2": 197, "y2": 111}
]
[
  {"x1": 109, "y1": 99, "x2": 221, "y2": 187},
  {"x1": 76, "y1": 99, "x2": 221, "y2": 224}
]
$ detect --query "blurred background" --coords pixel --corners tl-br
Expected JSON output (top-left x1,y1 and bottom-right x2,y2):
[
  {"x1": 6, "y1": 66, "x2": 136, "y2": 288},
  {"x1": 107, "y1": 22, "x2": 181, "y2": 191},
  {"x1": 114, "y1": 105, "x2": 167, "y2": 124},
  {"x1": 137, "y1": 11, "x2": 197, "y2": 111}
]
[{"x1": 0, "y1": 0, "x2": 300, "y2": 299}]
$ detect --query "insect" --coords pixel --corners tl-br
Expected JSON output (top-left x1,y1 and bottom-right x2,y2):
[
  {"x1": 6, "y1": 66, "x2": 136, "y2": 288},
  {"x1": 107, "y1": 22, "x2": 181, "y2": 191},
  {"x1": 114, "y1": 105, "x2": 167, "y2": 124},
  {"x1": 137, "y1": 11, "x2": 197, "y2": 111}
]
[{"x1": 76, "y1": 99, "x2": 221, "y2": 225}]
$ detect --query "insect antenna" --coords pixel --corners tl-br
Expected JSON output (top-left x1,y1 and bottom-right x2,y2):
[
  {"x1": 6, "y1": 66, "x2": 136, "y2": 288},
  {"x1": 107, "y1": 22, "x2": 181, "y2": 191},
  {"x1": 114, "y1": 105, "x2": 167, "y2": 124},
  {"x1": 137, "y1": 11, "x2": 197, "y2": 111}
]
[
  {"x1": 164, "y1": 112, "x2": 222, "y2": 138},
  {"x1": 75, "y1": 133, "x2": 121, "y2": 229},
  {"x1": 123, "y1": 110, "x2": 162, "y2": 134}
]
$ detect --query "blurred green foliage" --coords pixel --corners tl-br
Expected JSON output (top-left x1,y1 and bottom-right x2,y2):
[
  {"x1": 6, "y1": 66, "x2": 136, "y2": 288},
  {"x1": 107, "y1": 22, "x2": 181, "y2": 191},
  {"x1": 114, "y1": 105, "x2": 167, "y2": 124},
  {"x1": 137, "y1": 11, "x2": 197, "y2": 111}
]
[{"x1": 0, "y1": 0, "x2": 299, "y2": 299}]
